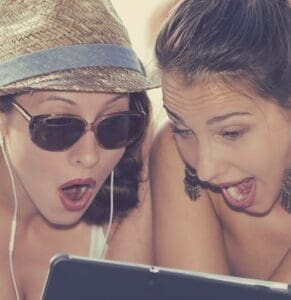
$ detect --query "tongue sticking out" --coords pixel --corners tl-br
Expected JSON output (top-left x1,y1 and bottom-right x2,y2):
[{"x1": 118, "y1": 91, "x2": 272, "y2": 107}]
[{"x1": 62, "y1": 185, "x2": 88, "y2": 201}]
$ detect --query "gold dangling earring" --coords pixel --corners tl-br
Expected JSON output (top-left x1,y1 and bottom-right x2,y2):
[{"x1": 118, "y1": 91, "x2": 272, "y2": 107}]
[
  {"x1": 184, "y1": 165, "x2": 201, "y2": 201},
  {"x1": 280, "y1": 169, "x2": 291, "y2": 213}
]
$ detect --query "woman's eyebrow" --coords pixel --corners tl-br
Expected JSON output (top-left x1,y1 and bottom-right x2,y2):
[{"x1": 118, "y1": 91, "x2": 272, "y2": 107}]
[
  {"x1": 163, "y1": 104, "x2": 187, "y2": 125},
  {"x1": 206, "y1": 112, "x2": 251, "y2": 125},
  {"x1": 165, "y1": 105, "x2": 251, "y2": 126},
  {"x1": 105, "y1": 93, "x2": 129, "y2": 105},
  {"x1": 41, "y1": 93, "x2": 129, "y2": 106},
  {"x1": 42, "y1": 96, "x2": 76, "y2": 105}
]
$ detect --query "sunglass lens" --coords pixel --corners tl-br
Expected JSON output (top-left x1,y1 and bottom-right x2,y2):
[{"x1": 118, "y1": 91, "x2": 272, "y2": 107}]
[
  {"x1": 30, "y1": 116, "x2": 85, "y2": 151},
  {"x1": 97, "y1": 114, "x2": 145, "y2": 149}
]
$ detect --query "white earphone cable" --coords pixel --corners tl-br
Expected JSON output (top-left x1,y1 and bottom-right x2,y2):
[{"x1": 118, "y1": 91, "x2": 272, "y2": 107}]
[
  {"x1": 1, "y1": 138, "x2": 20, "y2": 300},
  {"x1": 2, "y1": 139, "x2": 114, "y2": 295},
  {"x1": 101, "y1": 170, "x2": 114, "y2": 257}
]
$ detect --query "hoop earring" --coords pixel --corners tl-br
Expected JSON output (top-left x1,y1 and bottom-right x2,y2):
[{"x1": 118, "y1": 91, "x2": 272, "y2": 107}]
[
  {"x1": 183, "y1": 165, "x2": 200, "y2": 201},
  {"x1": 281, "y1": 169, "x2": 291, "y2": 213}
]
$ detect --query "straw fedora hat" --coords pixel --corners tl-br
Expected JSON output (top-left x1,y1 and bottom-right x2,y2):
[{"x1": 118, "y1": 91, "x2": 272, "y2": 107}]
[{"x1": 0, "y1": 0, "x2": 159, "y2": 96}]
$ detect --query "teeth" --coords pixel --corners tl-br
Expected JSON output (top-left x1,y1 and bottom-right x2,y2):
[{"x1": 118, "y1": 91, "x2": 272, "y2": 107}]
[
  {"x1": 226, "y1": 186, "x2": 247, "y2": 201},
  {"x1": 80, "y1": 186, "x2": 87, "y2": 195}
]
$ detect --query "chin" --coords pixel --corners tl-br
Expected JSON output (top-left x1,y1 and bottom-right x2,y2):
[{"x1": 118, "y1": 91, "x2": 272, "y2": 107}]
[
  {"x1": 244, "y1": 202, "x2": 273, "y2": 216},
  {"x1": 45, "y1": 213, "x2": 83, "y2": 228}
]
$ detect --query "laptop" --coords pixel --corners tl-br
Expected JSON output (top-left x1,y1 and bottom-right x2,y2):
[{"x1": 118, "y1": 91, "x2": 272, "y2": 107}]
[{"x1": 41, "y1": 254, "x2": 291, "y2": 300}]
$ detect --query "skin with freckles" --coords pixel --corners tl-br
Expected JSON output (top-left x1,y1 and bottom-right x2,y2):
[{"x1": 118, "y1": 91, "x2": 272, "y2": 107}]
[
  {"x1": 0, "y1": 91, "x2": 152, "y2": 300},
  {"x1": 150, "y1": 73, "x2": 291, "y2": 282}
]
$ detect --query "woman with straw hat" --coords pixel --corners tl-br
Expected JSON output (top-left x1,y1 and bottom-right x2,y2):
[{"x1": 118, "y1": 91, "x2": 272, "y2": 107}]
[{"x1": 0, "y1": 0, "x2": 158, "y2": 299}]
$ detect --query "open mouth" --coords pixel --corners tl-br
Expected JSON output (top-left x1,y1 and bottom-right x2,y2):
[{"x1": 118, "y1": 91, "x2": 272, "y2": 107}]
[
  {"x1": 59, "y1": 178, "x2": 96, "y2": 212},
  {"x1": 62, "y1": 184, "x2": 90, "y2": 201},
  {"x1": 221, "y1": 178, "x2": 256, "y2": 209}
]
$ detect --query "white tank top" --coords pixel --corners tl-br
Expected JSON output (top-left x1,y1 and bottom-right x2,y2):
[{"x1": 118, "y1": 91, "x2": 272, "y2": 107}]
[{"x1": 88, "y1": 225, "x2": 108, "y2": 259}]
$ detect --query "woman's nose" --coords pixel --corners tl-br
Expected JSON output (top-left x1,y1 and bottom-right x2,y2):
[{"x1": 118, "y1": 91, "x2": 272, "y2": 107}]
[
  {"x1": 69, "y1": 131, "x2": 100, "y2": 169},
  {"x1": 195, "y1": 145, "x2": 227, "y2": 183}
]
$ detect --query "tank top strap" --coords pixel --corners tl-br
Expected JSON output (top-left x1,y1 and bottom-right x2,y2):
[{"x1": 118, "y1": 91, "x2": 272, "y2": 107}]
[{"x1": 88, "y1": 225, "x2": 108, "y2": 259}]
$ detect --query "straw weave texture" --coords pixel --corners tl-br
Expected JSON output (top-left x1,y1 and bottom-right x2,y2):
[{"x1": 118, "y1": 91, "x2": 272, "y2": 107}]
[{"x1": 0, "y1": 0, "x2": 157, "y2": 95}]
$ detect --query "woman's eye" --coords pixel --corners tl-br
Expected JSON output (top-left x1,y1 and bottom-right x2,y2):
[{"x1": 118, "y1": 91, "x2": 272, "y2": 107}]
[
  {"x1": 221, "y1": 128, "x2": 246, "y2": 140},
  {"x1": 171, "y1": 125, "x2": 193, "y2": 138}
]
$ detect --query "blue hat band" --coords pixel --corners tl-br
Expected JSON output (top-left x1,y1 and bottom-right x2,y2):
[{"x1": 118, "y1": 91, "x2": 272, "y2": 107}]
[{"x1": 0, "y1": 43, "x2": 144, "y2": 86}]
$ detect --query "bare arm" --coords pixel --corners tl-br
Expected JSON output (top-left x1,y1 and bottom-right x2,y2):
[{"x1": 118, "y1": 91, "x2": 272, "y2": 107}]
[{"x1": 150, "y1": 122, "x2": 229, "y2": 274}]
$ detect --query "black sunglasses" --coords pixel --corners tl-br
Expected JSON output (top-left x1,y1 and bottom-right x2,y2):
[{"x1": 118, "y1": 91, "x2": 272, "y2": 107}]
[{"x1": 11, "y1": 100, "x2": 146, "y2": 152}]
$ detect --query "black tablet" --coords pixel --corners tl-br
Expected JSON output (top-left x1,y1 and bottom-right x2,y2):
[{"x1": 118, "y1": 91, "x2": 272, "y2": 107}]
[{"x1": 41, "y1": 254, "x2": 291, "y2": 300}]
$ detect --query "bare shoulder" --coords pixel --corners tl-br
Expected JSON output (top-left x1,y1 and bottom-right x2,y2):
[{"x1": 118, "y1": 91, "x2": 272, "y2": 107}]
[
  {"x1": 105, "y1": 125, "x2": 153, "y2": 264},
  {"x1": 150, "y1": 121, "x2": 185, "y2": 186},
  {"x1": 150, "y1": 122, "x2": 229, "y2": 274},
  {"x1": 150, "y1": 121, "x2": 199, "y2": 206},
  {"x1": 150, "y1": 121, "x2": 177, "y2": 163},
  {"x1": 150, "y1": 121, "x2": 222, "y2": 211},
  {"x1": 106, "y1": 189, "x2": 152, "y2": 265}
]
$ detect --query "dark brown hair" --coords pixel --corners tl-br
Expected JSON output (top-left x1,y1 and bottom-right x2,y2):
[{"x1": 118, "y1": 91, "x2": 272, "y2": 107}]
[
  {"x1": 84, "y1": 92, "x2": 150, "y2": 225},
  {"x1": 0, "y1": 92, "x2": 151, "y2": 225},
  {"x1": 155, "y1": 0, "x2": 291, "y2": 106}
]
